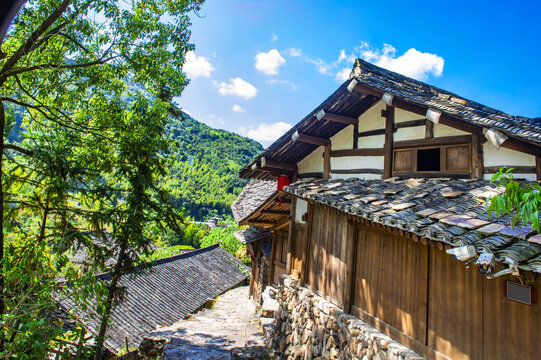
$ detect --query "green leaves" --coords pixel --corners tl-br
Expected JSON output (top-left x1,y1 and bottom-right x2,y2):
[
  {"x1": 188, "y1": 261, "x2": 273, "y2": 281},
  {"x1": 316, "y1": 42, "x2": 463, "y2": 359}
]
[{"x1": 488, "y1": 167, "x2": 541, "y2": 233}]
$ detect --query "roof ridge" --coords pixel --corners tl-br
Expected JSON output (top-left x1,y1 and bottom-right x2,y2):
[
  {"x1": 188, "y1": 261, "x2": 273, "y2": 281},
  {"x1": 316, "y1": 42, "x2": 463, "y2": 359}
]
[{"x1": 96, "y1": 243, "x2": 221, "y2": 280}]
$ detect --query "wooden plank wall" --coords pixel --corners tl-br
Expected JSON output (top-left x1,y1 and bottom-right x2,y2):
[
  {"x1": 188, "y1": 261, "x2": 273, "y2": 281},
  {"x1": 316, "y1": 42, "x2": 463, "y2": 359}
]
[
  {"x1": 272, "y1": 230, "x2": 288, "y2": 284},
  {"x1": 295, "y1": 203, "x2": 541, "y2": 360},
  {"x1": 428, "y1": 247, "x2": 483, "y2": 360},
  {"x1": 352, "y1": 225, "x2": 429, "y2": 342},
  {"x1": 306, "y1": 205, "x2": 348, "y2": 306},
  {"x1": 291, "y1": 223, "x2": 306, "y2": 275}
]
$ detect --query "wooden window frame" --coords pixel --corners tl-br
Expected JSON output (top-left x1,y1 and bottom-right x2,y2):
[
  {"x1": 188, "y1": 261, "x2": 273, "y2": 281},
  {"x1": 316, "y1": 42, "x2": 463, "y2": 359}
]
[{"x1": 392, "y1": 140, "x2": 472, "y2": 177}]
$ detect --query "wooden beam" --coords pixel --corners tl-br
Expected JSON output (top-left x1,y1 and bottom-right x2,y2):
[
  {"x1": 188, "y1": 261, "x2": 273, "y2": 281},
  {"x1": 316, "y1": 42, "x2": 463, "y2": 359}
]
[
  {"x1": 300, "y1": 203, "x2": 313, "y2": 285},
  {"x1": 291, "y1": 130, "x2": 331, "y2": 146},
  {"x1": 285, "y1": 197, "x2": 297, "y2": 274},
  {"x1": 260, "y1": 157, "x2": 297, "y2": 172},
  {"x1": 272, "y1": 217, "x2": 290, "y2": 231},
  {"x1": 298, "y1": 172, "x2": 323, "y2": 179},
  {"x1": 497, "y1": 137, "x2": 541, "y2": 158},
  {"x1": 274, "y1": 197, "x2": 291, "y2": 204},
  {"x1": 260, "y1": 209, "x2": 290, "y2": 216},
  {"x1": 247, "y1": 220, "x2": 276, "y2": 226},
  {"x1": 329, "y1": 148, "x2": 385, "y2": 157},
  {"x1": 331, "y1": 168, "x2": 383, "y2": 175},
  {"x1": 323, "y1": 144, "x2": 331, "y2": 181},
  {"x1": 394, "y1": 135, "x2": 472, "y2": 149},
  {"x1": 471, "y1": 132, "x2": 484, "y2": 179},
  {"x1": 317, "y1": 110, "x2": 358, "y2": 125},
  {"x1": 396, "y1": 119, "x2": 427, "y2": 129},
  {"x1": 383, "y1": 105, "x2": 394, "y2": 179},
  {"x1": 269, "y1": 233, "x2": 277, "y2": 286},
  {"x1": 484, "y1": 166, "x2": 536, "y2": 174},
  {"x1": 358, "y1": 128, "x2": 386, "y2": 137},
  {"x1": 258, "y1": 166, "x2": 282, "y2": 177}
]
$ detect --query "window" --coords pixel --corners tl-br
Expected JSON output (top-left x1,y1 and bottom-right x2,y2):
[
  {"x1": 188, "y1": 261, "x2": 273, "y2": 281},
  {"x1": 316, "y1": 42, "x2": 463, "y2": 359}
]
[{"x1": 392, "y1": 140, "x2": 471, "y2": 176}]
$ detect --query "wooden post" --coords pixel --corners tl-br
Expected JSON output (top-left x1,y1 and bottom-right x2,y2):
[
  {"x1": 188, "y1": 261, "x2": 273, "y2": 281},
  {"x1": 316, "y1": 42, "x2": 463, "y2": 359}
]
[
  {"x1": 536, "y1": 156, "x2": 541, "y2": 182},
  {"x1": 269, "y1": 233, "x2": 277, "y2": 286},
  {"x1": 285, "y1": 197, "x2": 297, "y2": 274},
  {"x1": 472, "y1": 132, "x2": 484, "y2": 180},
  {"x1": 343, "y1": 219, "x2": 357, "y2": 313},
  {"x1": 383, "y1": 105, "x2": 395, "y2": 179},
  {"x1": 353, "y1": 123, "x2": 359, "y2": 149},
  {"x1": 300, "y1": 203, "x2": 313, "y2": 285},
  {"x1": 425, "y1": 121, "x2": 434, "y2": 139},
  {"x1": 323, "y1": 144, "x2": 331, "y2": 181}
]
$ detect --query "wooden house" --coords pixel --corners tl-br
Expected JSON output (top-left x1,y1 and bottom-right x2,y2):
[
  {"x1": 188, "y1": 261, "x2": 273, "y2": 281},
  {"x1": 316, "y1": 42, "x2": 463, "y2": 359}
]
[{"x1": 234, "y1": 59, "x2": 541, "y2": 359}]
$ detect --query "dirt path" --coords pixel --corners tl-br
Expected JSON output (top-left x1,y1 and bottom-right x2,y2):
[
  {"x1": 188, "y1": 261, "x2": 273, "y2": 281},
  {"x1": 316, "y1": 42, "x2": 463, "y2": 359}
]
[{"x1": 150, "y1": 286, "x2": 268, "y2": 360}]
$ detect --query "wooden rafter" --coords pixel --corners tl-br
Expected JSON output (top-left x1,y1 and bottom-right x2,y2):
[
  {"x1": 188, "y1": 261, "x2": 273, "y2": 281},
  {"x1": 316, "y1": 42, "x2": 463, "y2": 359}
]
[
  {"x1": 292, "y1": 130, "x2": 331, "y2": 146},
  {"x1": 316, "y1": 109, "x2": 358, "y2": 125},
  {"x1": 261, "y1": 157, "x2": 297, "y2": 172},
  {"x1": 260, "y1": 209, "x2": 290, "y2": 216}
]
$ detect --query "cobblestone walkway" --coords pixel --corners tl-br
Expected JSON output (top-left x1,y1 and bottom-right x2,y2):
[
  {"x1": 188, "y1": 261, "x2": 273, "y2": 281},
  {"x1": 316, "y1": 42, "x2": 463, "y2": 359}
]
[{"x1": 150, "y1": 286, "x2": 267, "y2": 360}]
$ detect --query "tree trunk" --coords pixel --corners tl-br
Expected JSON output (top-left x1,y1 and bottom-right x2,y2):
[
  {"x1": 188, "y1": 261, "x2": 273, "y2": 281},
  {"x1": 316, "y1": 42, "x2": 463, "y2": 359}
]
[
  {"x1": 93, "y1": 239, "x2": 128, "y2": 360},
  {"x1": 0, "y1": 101, "x2": 5, "y2": 350}
]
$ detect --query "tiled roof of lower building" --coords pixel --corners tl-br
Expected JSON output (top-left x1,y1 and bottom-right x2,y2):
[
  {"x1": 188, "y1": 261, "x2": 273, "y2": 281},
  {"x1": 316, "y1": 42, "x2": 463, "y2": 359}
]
[
  {"x1": 231, "y1": 180, "x2": 277, "y2": 223},
  {"x1": 285, "y1": 177, "x2": 541, "y2": 273},
  {"x1": 59, "y1": 244, "x2": 249, "y2": 353}
]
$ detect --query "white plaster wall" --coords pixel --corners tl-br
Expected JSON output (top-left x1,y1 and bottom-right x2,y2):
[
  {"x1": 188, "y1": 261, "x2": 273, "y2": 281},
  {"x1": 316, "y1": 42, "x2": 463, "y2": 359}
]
[
  {"x1": 395, "y1": 108, "x2": 422, "y2": 122},
  {"x1": 331, "y1": 125, "x2": 353, "y2": 150},
  {"x1": 358, "y1": 134, "x2": 384, "y2": 148},
  {"x1": 483, "y1": 144, "x2": 536, "y2": 181},
  {"x1": 331, "y1": 155, "x2": 384, "y2": 170},
  {"x1": 297, "y1": 146, "x2": 324, "y2": 173},
  {"x1": 357, "y1": 101, "x2": 386, "y2": 132},
  {"x1": 295, "y1": 199, "x2": 307, "y2": 223},
  {"x1": 331, "y1": 173, "x2": 381, "y2": 180},
  {"x1": 434, "y1": 124, "x2": 469, "y2": 137},
  {"x1": 394, "y1": 126, "x2": 425, "y2": 141}
]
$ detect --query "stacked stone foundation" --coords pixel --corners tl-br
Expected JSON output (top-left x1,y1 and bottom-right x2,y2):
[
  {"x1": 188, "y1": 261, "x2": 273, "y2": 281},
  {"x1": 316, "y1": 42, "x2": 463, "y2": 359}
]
[{"x1": 268, "y1": 275, "x2": 424, "y2": 360}]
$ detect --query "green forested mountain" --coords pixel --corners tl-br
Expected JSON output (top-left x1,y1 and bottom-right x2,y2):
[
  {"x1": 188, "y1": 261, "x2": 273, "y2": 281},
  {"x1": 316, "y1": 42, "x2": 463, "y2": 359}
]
[{"x1": 162, "y1": 113, "x2": 263, "y2": 220}]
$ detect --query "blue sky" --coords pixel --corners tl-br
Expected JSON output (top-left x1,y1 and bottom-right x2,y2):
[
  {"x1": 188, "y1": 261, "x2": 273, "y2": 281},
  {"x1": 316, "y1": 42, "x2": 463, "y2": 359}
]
[{"x1": 175, "y1": 0, "x2": 541, "y2": 147}]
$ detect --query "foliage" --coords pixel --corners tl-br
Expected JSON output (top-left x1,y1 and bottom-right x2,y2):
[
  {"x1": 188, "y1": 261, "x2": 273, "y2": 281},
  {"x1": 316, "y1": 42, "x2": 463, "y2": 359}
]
[
  {"x1": 139, "y1": 245, "x2": 194, "y2": 262},
  {"x1": 0, "y1": 0, "x2": 204, "y2": 357},
  {"x1": 488, "y1": 167, "x2": 541, "y2": 233},
  {"x1": 161, "y1": 114, "x2": 263, "y2": 220},
  {"x1": 200, "y1": 224, "x2": 252, "y2": 266}
]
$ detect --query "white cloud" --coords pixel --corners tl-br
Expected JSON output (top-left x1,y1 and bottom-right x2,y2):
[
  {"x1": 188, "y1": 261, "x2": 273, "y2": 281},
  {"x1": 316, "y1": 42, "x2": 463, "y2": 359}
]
[
  {"x1": 358, "y1": 43, "x2": 444, "y2": 80},
  {"x1": 271, "y1": 34, "x2": 278, "y2": 42},
  {"x1": 285, "y1": 43, "x2": 444, "y2": 82},
  {"x1": 254, "y1": 49, "x2": 286, "y2": 75},
  {"x1": 266, "y1": 79, "x2": 298, "y2": 90},
  {"x1": 335, "y1": 68, "x2": 351, "y2": 82},
  {"x1": 286, "y1": 48, "x2": 302, "y2": 57},
  {"x1": 215, "y1": 77, "x2": 258, "y2": 99},
  {"x1": 232, "y1": 104, "x2": 246, "y2": 112},
  {"x1": 239, "y1": 122, "x2": 292, "y2": 146},
  {"x1": 183, "y1": 51, "x2": 214, "y2": 79}
]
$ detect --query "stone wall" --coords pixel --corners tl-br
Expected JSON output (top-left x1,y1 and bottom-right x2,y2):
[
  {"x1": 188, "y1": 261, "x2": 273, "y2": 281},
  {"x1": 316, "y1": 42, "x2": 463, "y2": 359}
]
[{"x1": 269, "y1": 275, "x2": 424, "y2": 360}]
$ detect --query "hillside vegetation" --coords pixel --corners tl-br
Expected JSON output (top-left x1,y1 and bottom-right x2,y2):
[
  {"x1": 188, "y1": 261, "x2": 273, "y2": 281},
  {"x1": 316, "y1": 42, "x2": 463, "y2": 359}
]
[{"x1": 163, "y1": 113, "x2": 263, "y2": 220}]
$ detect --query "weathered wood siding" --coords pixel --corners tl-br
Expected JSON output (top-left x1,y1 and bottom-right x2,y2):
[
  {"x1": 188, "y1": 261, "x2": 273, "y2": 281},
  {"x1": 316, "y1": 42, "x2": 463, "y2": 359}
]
[
  {"x1": 306, "y1": 205, "x2": 348, "y2": 306},
  {"x1": 427, "y1": 246, "x2": 483, "y2": 360},
  {"x1": 352, "y1": 225, "x2": 429, "y2": 342},
  {"x1": 295, "y1": 203, "x2": 541, "y2": 360},
  {"x1": 272, "y1": 230, "x2": 288, "y2": 284},
  {"x1": 291, "y1": 223, "x2": 306, "y2": 275}
]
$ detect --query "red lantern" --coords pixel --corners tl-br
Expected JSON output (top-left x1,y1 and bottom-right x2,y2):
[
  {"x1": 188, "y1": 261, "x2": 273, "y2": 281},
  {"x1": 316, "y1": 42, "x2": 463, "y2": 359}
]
[
  {"x1": 277, "y1": 174, "x2": 290, "y2": 191},
  {"x1": 277, "y1": 174, "x2": 290, "y2": 207}
]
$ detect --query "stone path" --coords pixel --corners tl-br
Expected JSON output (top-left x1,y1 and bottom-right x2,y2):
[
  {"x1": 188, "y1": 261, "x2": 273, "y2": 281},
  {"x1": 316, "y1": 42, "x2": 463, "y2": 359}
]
[{"x1": 148, "y1": 286, "x2": 268, "y2": 360}]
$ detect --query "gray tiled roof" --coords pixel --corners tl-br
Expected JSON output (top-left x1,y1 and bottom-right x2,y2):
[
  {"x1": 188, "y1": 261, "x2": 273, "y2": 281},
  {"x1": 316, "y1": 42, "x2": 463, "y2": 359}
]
[
  {"x1": 351, "y1": 58, "x2": 541, "y2": 145},
  {"x1": 233, "y1": 228, "x2": 271, "y2": 244},
  {"x1": 231, "y1": 180, "x2": 277, "y2": 223},
  {"x1": 60, "y1": 244, "x2": 248, "y2": 353},
  {"x1": 285, "y1": 178, "x2": 541, "y2": 273}
]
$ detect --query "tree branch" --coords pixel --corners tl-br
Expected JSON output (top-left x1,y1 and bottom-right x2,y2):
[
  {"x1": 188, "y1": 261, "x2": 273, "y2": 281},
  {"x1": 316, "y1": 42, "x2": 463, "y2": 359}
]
[
  {"x1": 5, "y1": 56, "x2": 117, "y2": 78},
  {"x1": 3, "y1": 144, "x2": 33, "y2": 155}
]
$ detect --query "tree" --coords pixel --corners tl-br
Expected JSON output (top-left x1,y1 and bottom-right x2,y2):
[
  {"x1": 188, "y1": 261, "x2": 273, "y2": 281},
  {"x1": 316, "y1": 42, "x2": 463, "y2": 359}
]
[
  {"x1": 488, "y1": 167, "x2": 541, "y2": 233},
  {"x1": 0, "y1": 0, "x2": 203, "y2": 357}
]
